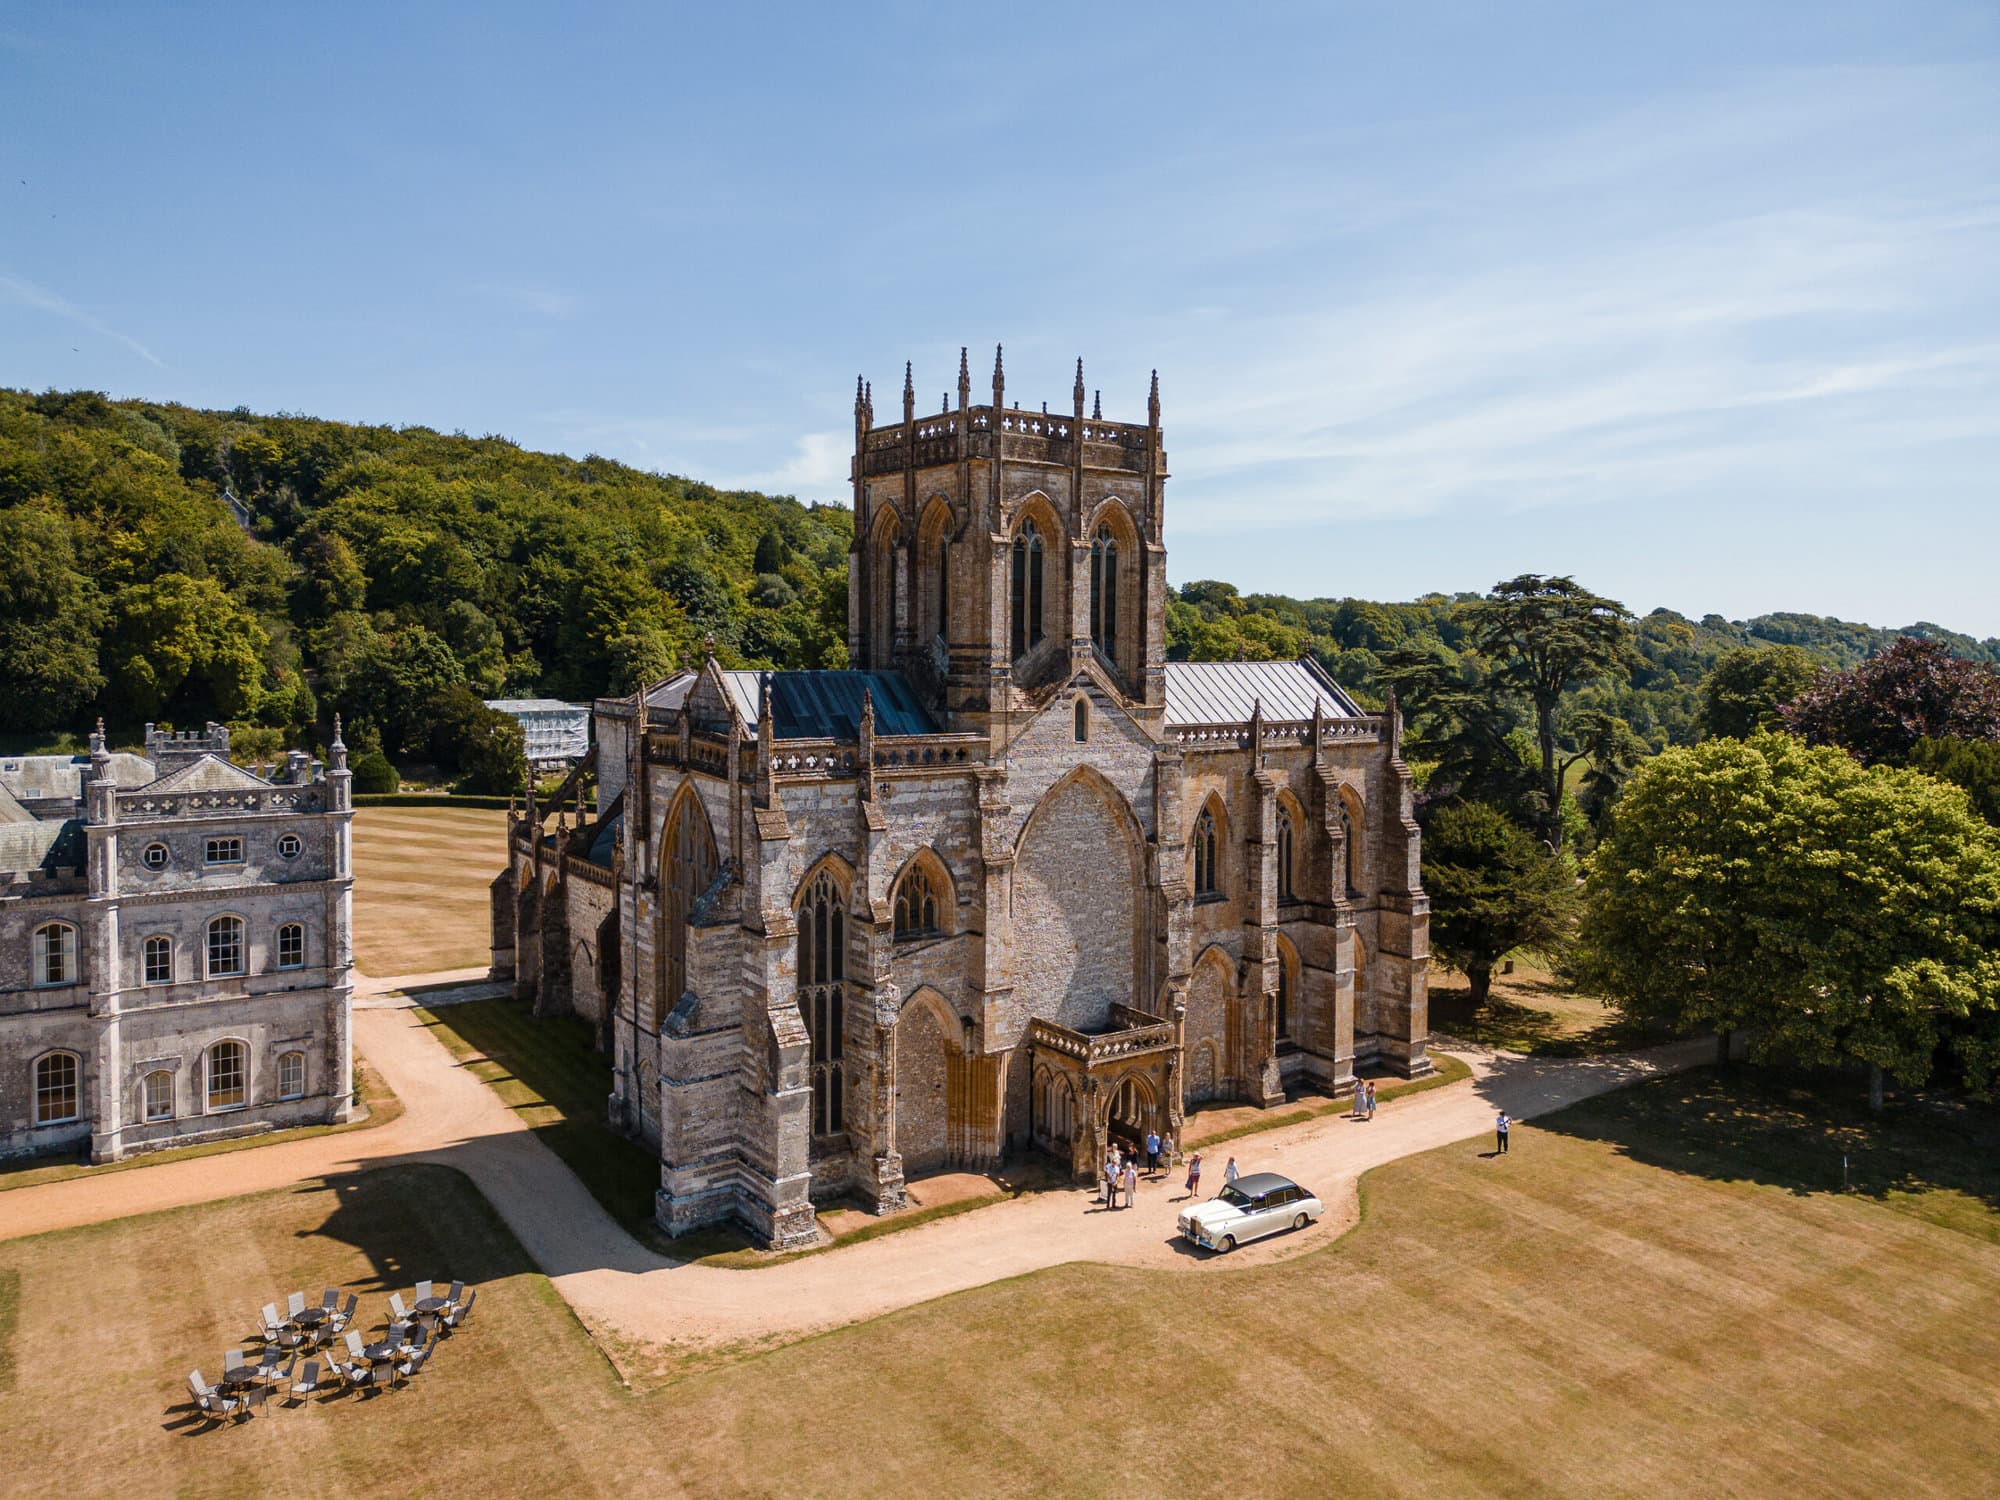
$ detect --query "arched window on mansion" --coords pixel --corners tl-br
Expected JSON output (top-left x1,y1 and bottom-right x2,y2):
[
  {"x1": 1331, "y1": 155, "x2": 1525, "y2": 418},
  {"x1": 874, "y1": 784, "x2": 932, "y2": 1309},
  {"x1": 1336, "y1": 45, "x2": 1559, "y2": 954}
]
[
  {"x1": 1089, "y1": 524, "x2": 1119, "y2": 661},
  {"x1": 796, "y1": 868, "x2": 846, "y2": 1137},
  {"x1": 893, "y1": 862, "x2": 940, "y2": 940},
  {"x1": 1010, "y1": 520, "x2": 1045, "y2": 660},
  {"x1": 1276, "y1": 806, "x2": 1297, "y2": 904},
  {"x1": 1192, "y1": 805, "x2": 1219, "y2": 898}
]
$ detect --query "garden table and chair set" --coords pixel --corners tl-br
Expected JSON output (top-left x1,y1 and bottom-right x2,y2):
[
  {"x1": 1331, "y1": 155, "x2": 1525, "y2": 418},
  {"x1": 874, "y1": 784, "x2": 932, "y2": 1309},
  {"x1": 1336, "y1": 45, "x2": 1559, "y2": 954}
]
[{"x1": 187, "y1": 1280, "x2": 478, "y2": 1423}]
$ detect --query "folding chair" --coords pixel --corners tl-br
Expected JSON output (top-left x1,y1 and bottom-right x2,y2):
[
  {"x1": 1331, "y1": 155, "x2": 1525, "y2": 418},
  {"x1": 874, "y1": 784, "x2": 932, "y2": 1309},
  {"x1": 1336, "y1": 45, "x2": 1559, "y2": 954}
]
[{"x1": 287, "y1": 1359, "x2": 323, "y2": 1407}]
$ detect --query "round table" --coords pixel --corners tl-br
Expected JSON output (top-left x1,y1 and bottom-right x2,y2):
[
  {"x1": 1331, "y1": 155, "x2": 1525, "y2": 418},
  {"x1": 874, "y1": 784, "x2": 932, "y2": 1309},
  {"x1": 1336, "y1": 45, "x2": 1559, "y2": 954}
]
[
  {"x1": 413, "y1": 1296, "x2": 448, "y2": 1318},
  {"x1": 295, "y1": 1307, "x2": 329, "y2": 1329}
]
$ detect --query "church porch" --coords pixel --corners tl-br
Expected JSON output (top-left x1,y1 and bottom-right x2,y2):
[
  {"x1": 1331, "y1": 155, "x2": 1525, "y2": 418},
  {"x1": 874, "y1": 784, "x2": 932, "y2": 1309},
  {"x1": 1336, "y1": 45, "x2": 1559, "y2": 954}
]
[{"x1": 1027, "y1": 1010, "x2": 1179, "y2": 1181}]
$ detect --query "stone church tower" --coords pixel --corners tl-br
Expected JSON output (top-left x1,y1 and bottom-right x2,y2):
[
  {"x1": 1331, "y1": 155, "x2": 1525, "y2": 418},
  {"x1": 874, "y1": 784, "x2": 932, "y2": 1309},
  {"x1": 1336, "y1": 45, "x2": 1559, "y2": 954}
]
[{"x1": 500, "y1": 349, "x2": 1430, "y2": 1249}]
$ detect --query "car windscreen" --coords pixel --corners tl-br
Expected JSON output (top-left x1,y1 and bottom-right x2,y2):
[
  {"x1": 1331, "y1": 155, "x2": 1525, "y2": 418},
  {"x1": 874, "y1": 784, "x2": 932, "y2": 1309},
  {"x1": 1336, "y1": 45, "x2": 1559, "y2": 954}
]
[{"x1": 1217, "y1": 1186, "x2": 1252, "y2": 1208}]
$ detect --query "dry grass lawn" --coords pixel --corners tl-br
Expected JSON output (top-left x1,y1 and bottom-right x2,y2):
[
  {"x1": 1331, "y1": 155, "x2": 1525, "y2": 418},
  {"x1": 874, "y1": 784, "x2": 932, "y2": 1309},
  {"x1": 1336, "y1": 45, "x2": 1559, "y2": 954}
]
[
  {"x1": 4, "y1": 1070, "x2": 1998, "y2": 1497},
  {"x1": 351, "y1": 806, "x2": 509, "y2": 976}
]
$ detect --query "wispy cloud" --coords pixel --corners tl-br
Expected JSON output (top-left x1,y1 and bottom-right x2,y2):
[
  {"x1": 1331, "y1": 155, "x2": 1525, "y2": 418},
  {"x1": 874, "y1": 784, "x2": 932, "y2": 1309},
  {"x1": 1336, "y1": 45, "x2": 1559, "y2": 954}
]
[
  {"x1": 469, "y1": 279, "x2": 579, "y2": 319},
  {"x1": 0, "y1": 271, "x2": 164, "y2": 367},
  {"x1": 1158, "y1": 65, "x2": 2000, "y2": 536},
  {"x1": 710, "y1": 431, "x2": 848, "y2": 497}
]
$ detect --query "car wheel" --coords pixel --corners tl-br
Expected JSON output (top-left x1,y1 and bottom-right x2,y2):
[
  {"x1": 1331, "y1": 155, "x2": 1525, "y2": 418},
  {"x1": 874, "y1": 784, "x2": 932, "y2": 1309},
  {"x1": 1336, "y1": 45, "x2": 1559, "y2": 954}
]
[
  {"x1": 1293, "y1": 1213, "x2": 1309, "y2": 1231},
  {"x1": 1220, "y1": 1235, "x2": 1236, "y2": 1253}
]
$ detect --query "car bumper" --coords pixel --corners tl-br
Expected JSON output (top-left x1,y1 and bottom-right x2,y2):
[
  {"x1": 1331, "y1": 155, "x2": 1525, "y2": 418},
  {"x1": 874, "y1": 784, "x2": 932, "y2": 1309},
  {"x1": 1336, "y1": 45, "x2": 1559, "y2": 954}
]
[{"x1": 1177, "y1": 1217, "x2": 1221, "y2": 1250}]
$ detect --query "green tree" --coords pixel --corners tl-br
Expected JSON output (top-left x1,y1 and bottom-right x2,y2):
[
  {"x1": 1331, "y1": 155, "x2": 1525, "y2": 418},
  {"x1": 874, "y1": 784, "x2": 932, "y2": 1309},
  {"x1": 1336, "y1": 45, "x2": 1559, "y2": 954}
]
[
  {"x1": 425, "y1": 685, "x2": 527, "y2": 794},
  {"x1": 350, "y1": 748, "x2": 398, "y2": 794},
  {"x1": 105, "y1": 573, "x2": 268, "y2": 722},
  {"x1": 1461, "y1": 575, "x2": 1637, "y2": 848},
  {"x1": 344, "y1": 624, "x2": 465, "y2": 756},
  {"x1": 1423, "y1": 800, "x2": 1579, "y2": 1005},
  {"x1": 0, "y1": 505, "x2": 105, "y2": 731},
  {"x1": 1576, "y1": 734, "x2": 2000, "y2": 1103},
  {"x1": 1909, "y1": 737, "x2": 2000, "y2": 826},
  {"x1": 291, "y1": 528, "x2": 366, "y2": 624},
  {"x1": 1697, "y1": 644, "x2": 1820, "y2": 739}
]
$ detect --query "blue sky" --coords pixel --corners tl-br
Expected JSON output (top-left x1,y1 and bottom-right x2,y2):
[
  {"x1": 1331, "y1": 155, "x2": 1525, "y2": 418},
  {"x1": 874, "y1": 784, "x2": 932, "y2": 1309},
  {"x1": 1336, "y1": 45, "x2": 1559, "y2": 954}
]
[{"x1": 5, "y1": 3, "x2": 1998, "y2": 633}]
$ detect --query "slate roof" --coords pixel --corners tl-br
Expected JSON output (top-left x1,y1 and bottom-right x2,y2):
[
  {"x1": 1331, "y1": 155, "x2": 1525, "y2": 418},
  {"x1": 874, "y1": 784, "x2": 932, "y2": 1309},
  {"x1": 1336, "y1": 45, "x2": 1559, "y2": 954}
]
[
  {"x1": 1161, "y1": 660, "x2": 1362, "y2": 726},
  {"x1": 644, "y1": 671, "x2": 699, "y2": 713},
  {"x1": 0, "y1": 752, "x2": 153, "y2": 802},
  {"x1": 718, "y1": 670, "x2": 938, "y2": 740},
  {"x1": 0, "y1": 781, "x2": 31, "y2": 826},
  {"x1": 0, "y1": 817, "x2": 83, "y2": 875},
  {"x1": 140, "y1": 755, "x2": 272, "y2": 795}
]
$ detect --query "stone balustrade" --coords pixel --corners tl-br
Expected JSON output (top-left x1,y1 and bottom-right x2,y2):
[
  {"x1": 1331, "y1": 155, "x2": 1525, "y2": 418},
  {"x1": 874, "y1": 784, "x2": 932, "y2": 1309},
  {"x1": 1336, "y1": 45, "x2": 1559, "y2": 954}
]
[
  {"x1": 1029, "y1": 1014, "x2": 1177, "y2": 1063},
  {"x1": 1171, "y1": 716, "x2": 1384, "y2": 751}
]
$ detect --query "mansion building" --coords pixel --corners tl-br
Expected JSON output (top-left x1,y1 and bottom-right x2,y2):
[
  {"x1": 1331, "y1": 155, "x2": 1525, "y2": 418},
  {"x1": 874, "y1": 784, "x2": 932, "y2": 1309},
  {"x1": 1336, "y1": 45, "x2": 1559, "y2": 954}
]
[
  {"x1": 0, "y1": 722, "x2": 355, "y2": 1161},
  {"x1": 498, "y1": 350, "x2": 1430, "y2": 1248}
]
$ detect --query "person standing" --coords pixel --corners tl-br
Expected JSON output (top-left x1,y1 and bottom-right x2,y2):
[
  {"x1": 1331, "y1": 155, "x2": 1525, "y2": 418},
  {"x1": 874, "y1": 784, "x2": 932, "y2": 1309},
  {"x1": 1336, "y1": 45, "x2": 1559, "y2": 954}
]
[
  {"x1": 1222, "y1": 1156, "x2": 1240, "y2": 1194},
  {"x1": 1104, "y1": 1148, "x2": 1121, "y2": 1205},
  {"x1": 1144, "y1": 1129, "x2": 1161, "y2": 1175},
  {"x1": 1160, "y1": 1132, "x2": 1176, "y2": 1171},
  {"x1": 1495, "y1": 1110, "x2": 1511, "y2": 1155},
  {"x1": 1184, "y1": 1152, "x2": 1202, "y2": 1200},
  {"x1": 1122, "y1": 1157, "x2": 1140, "y2": 1209},
  {"x1": 1351, "y1": 1079, "x2": 1366, "y2": 1119},
  {"x1": 1365, "y1": 1080, "x2": 1378, "y2": 1120}
]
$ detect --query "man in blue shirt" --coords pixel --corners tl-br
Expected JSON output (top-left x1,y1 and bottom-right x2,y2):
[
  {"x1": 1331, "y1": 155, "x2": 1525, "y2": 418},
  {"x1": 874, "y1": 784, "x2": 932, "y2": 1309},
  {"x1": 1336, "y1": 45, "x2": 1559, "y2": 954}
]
[{"x1": 1144, "y1": 1130, "x2": 1161, "y2": 1174}]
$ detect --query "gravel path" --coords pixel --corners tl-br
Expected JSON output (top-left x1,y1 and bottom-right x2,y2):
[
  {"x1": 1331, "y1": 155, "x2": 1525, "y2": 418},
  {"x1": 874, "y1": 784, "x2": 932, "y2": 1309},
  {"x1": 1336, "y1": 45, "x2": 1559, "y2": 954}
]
[{"x1": 2, "y1": 972, "x2": 1717, "y2": 1352}]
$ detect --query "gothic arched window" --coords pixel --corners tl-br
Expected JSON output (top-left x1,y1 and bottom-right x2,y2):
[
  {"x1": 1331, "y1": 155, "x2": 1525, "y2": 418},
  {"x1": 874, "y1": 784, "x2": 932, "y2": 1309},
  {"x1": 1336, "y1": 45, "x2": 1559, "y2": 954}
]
[
  {"x1": 936, "y1": 535, "x2": 950, "y2": 639},
  {"x1": 1010, "y1": 520, "x2": 1044, "y2": 660},
  {"x1": 1090, "y1": 524, "x2": 1119, "y2": 661},
  {"x1": 893, "y1": 863, "x2": 939, "y2": 939},
  {"x1": 1339, "y1": 801, "x2": 1359, "y2": 896},
  {"x1": 662, "y1": 789, "x2": 718, "y2": 1018},
  {"x1": 1276, "y1": 806, "x2": 1296, "y2": 904},
  {"x1": 1193, "y1": 805, "x2": 1219, "y2": 897},
  {"x1": 1276, "y1": 943, "x2": 1295, "y2": 1045},
  {"x1": 797, "y1": 868, "x2": 846, "y2": 1136}
]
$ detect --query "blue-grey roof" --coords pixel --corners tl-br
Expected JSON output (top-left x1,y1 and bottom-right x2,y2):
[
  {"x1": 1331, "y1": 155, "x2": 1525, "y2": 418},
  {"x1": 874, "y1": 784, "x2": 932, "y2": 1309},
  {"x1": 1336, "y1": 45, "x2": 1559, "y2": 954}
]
[
  {"x1": 0, "y1": 817, "x2": 82, "y2": 875},
  {"x1": 1162, "y1": 660, "x2": 1362, "y2": 726},
  {"x1": 719, "y1": 670, "x2": 938, "y2": 740}
]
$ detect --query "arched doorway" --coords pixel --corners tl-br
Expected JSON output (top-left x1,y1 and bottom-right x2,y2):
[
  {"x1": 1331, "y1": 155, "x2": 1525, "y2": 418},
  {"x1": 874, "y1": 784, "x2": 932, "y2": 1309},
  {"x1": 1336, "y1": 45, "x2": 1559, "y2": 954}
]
[
  {"x1": 895, "y1": 994, "x2": 953, "y2": 1176},
  {"x1": 1107, "y1": 1071, "x2": 1155, "y2": 1149}
]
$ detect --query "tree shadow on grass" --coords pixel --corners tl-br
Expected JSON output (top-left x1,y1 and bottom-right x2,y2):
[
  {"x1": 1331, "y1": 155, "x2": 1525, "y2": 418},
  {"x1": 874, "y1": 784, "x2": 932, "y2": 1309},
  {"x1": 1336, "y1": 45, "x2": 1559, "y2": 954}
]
[
  {"x1": 1429, "y1": 977, "x2": 1658, "y2": 1058},
  {"x1": 1526, "y1": 1063, "x2": 2000, "y2": 1240}
]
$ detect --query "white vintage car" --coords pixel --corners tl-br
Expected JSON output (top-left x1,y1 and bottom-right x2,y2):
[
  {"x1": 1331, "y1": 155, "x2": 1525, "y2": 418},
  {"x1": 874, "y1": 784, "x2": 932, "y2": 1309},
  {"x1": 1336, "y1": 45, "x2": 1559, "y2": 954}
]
[{"x1": 1177, "y1": 1171, "x2": 1324, "y2": 1252}]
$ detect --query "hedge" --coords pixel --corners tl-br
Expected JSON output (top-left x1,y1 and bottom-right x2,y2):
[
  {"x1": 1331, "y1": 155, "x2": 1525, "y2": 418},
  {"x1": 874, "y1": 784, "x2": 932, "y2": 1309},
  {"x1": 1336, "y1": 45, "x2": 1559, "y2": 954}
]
[{"x1": 352, "y1": 793, "x2": 520, "y2": 810}]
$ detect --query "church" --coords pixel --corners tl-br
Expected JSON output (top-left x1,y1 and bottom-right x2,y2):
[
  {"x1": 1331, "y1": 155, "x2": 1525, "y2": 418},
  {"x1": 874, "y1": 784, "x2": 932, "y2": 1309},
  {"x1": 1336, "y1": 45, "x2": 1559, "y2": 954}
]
[{"x1": 496, "y1": 349, "x2": 1430, "y2": 1249}]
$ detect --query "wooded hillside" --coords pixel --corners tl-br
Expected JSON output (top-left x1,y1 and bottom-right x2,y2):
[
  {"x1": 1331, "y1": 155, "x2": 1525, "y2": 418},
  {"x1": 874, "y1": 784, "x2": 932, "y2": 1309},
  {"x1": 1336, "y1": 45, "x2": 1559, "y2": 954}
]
[{"x1": 4, "y1": 386, "x2": 1994, "y2": 770}]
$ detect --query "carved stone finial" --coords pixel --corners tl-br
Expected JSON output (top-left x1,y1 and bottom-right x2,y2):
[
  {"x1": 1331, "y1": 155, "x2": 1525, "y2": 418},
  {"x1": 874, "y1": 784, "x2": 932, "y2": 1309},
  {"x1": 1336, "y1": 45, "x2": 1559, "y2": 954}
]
[
  {"x1": 942, "y1": 392, "x2": 949, "y2": 413},
  {"x1": 1073, "y1": 357, "x2": 1085, "y2": 408},
  {"x1": 330, "y1": 713, "x2": 345, "y2": 749},
  {"x1": 1093, "y1": 389, "x2": 1102, "y2": 420},
  {"x1": 902, "y1": 360, "x2": 915, "y2": 422},
  {"x1": 1148, "y1": 368, "x2": 1161, "y2": 425},
  {"x1": 703, "y1": 632, "x2": 716, "y2": 662},
  {"x1": 855, "y1": 373, "x2": 866, "y2": 412},
  {"x1": 993, "y1": 343, "x2": 1004, "y2": 392},
  {"x1": 959, "y1": 344, "x2": 970, "y2": 387}
]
